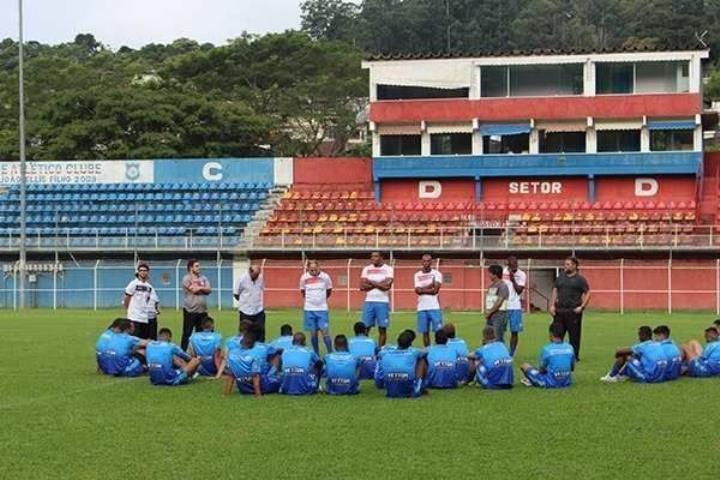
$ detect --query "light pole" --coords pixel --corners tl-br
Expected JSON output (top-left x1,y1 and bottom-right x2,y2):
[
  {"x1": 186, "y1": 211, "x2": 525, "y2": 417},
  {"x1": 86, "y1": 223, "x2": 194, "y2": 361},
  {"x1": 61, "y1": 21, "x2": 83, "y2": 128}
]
[{"x1": 18, "y1": 0, "x2": 27, "y2": 309}]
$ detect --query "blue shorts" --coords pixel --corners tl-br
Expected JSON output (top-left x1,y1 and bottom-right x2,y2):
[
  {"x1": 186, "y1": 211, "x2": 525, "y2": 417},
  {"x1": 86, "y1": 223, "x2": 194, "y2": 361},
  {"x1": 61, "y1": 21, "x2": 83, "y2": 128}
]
[
  {"x1": 524, "y1": 368, "x2": 571, "y2": 389},
  {"x1": 122, "y1": 358, "x2": 145, "y2": 377},
  {"x1": 416, "y1": 310, "x2": 443, "y2": 333},
  {"x1": 362, "y1": 302, "x2": 390, "y2": 329},
  {"x1": 625, "y1": 358, "x2": 665, "y2": 383},
  {"x1": 687, "y1": 358, "x2": 718, "y2": 378},
  {"x1": 508, "y1": 310, "x2": 523, "y2": 333},
  {"x1": 304, "y1": 310, "x2": 329, "y2": 331},
  {"x1": 475, "y1": 364, "x2": 513, "y2": 390},
  {"x1": 198, "y1": 357, "x2": 218, "y2": 376}
]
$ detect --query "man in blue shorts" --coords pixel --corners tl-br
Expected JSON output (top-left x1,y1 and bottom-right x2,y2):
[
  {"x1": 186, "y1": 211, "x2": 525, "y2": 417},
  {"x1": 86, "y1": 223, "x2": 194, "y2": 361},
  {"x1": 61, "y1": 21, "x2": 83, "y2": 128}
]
[
  {"x1": 188, "y1": 317, "x2": 222, "y2": 376},
  {"x1": 521, "y1": 323, "x2": 575, "y2": 388},
  {"x1": 653, "y1": 325, "x2": 682, "y2": 381},
  {"x1": 425, "y1": 329, "x2": 460, "y2": 389},
  {"x1": 146, "y1": 328, "x2": 201, "y2": 386},
  {"x1": 215, "y1": 325, "x2": 245, "y2": 378},
  {"x1": 682, "y1": 326, "x2": 720, "y2": 377},
  {"x1": 96, "y1": 319, "x2": 148, "y2": 377},
  {"x1": 360, "y1": 252, "x2": 394, "y2": 347},
  {"x1": 300, "y1": 260, "x2": 333, "y2": 355},
  {"x1": 349, "y1": 322, "x2": 378, "y2": 380},
  {"x1": 444, "y1": 323, "x2": 470, "y2": 384},
  {"x1": 270, "y1": 324, "x2": 294, "y2": 352},
  {"x1": 324, "y1": 335, "x2": 360, "y2": 395},
  {"x1": 600, "y1": 325, "x2": 667, "y2": 383},
  {"x1": 414, "y1": 253, "x2": 443, "y2": 347},
  {"x1": 280, "y1": 332, "x2": 323, "y2": 395},
  {"x1": 469, "y1": 326, "x2": 514, "y2": 389},
  {"x1": 224, "y1": 323, "x2": 281, "y2": 397},
  {"x1": 96, "y1": 318, "x2": 124, "y2": 372},
  {"x1": 503, "y1": 256, "x2": 527, "y2": 356},
  {"x1": 378, "y1": 330, "x2": 427, "y2": 398}
]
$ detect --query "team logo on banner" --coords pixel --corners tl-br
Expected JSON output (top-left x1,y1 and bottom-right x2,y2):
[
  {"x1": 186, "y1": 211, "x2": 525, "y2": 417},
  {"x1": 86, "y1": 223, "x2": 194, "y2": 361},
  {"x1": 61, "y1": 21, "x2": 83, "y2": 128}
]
[{"x1": 125, "y1": 162, "x2": 141, "y2": 182}]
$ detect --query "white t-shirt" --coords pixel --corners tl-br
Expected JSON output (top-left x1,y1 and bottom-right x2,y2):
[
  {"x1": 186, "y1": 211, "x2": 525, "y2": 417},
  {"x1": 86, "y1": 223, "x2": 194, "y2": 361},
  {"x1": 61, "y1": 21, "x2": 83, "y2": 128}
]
[
  {"x1": 361, "y1": 264, "x2": 394, "y2": 303},
  {"x1": 299, "y1": 271, "x2": 333, "y2": 311},
  {"x1": 124, "y1": 278, "x2": 154, "y2": 323},
  {"x1": 145, "y1": 287, "x2": 159, "y2": 320},
  {"x1": 502, "y1": 267, "x2": 527, "y2": 311},
  {"x1": 233, "y1": 273, "x2": 264, "y2": 315},
  {"x1": 414, "y1": 269, "x2": 442, "y2": 311}
]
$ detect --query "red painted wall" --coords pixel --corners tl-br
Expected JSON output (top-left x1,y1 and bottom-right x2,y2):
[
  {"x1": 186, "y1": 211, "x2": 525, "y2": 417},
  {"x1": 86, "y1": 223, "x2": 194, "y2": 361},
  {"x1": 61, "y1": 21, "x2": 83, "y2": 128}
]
[
  {"x1": 293, "y1": 157, "x2": 373, "y2": 185},
  {"x1": 595, "y1": 176, "x2": 697, "y2": 202},
  {"x1": 370, "y1": 93, "x2": 702, "y2": 123},
  {"x1": 381, "y1": 179, "x2": 475, "y2": 202},
  {"x1": 483, "y1": 177, "x2": 587, "y2": 201}
]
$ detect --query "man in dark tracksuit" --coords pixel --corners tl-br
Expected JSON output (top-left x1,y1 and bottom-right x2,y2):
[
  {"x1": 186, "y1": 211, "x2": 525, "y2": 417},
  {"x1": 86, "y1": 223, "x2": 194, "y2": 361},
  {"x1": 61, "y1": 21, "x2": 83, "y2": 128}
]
[{"x1": 550, "y1": 257, "x2": 590, "y2": 361}]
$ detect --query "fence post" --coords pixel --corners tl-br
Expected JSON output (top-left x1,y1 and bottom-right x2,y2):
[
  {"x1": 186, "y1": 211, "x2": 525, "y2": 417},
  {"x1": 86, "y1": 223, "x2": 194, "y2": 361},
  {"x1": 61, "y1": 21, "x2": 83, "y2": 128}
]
[
  {"x1": 667, "y1": 254, "x2": 672, "y2": 314},
  {"x1": 175, "y1": 259, "x2": 181, "y2": 311},
  {"x1": 390, "y1": 258, "x2": 395, "y2": 314},
  {"x1": 12, "y1": 268, "x2": 17, "y2": 311},
  {"x1": 53, "y1": 264, "x2": 57, "y2": 310},
  {"x1": 93, "y1": 260, "x2": 100, "y2": 311},
  {"x1": 346, "y1": 258, "x2": 352, "y2": 313},
  {"x1": 480, "y1": 251, "x2": 485, "y2": 313},
  {"x1": 525, "y1": 258, "x2": 532, "y2": 314},
  {"x1": 217, "y1": 258, "x2": 222, "y2": 312},
  {"x1": 620, "y1": 258, "x2": 624, "y2": 315}
]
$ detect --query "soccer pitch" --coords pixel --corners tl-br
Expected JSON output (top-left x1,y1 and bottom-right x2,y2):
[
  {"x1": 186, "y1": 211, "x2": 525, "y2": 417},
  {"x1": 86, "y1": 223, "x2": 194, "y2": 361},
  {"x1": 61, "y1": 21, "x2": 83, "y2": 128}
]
[{"x1": 2, "y1": 309, "x2": 719, "y2": 479}]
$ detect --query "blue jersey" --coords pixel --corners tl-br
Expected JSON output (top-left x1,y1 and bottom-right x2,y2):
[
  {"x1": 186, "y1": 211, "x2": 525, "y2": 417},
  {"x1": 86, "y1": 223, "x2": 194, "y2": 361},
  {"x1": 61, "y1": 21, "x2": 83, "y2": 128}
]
[
  {"x1": 425, "y1": 345, "x2": 459, "y2": 389},
  {"x1": 146, "y1": 340, "x2": 191, "y2": 385},
  {"x1": 189, "y1": 331, "x2": 222, "y2": 375},
  {"x1": 99, "y1": 332, "x2": 141, "y2": 375},
  {"x1": 539, "y1": 341, "x2": 575, "y2": 388},
  {"x1": 224, "y1": 335, "x2": 244, "y2": 355},
  {"x1": 373, "y1": 344, "x2": 397, "y2": 388},
  {"x1": 659, "y1": 339, "x2": 682, "y2": 381},
  {"x1": 95, "y1": 329, "x2": 115, "y2": 369},
  {"x1": 349, "y1": 335, "x2": 378, "y2": 380},
  {"x1": 280, "y1": 345, "x2": 321, "y2": 395},
  {"x1": 474, "y1": 341, "x2": 514, "y2": 388},
  {"x1": 447, "y1": 337, "x2": 470, "y2": 382},
  {"x1": 700, "y1": 340, "x2": 720, "y2": 374},
  {"x1": 270, "y1": 335, "x2": 294, "y2": 352},
  {"x1": 324, "y1": 351, "x2": 359, "y2": 395},
  {"x1": 228, "y1": 343, "x2": 277, "y2": 394},
  {"x1": 631, "y1": 340, "x2": 667, "y2": 383},
  {"x1": 380, "y1": 347, "x2": 424, "y2": 398}
]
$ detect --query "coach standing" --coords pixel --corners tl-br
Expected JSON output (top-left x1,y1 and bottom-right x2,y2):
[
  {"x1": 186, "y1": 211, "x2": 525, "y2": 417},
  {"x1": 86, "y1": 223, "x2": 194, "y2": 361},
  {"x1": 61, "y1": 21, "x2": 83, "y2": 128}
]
[
  {"x1": 550, "y1": 256, "x2": 590, "y2": 361},
  {"x1": 233, "y1": 265, "x2": 266, "y2": 342},
  {"x1": 181, "y1": 259, "x2": 212, "y2": 351}
]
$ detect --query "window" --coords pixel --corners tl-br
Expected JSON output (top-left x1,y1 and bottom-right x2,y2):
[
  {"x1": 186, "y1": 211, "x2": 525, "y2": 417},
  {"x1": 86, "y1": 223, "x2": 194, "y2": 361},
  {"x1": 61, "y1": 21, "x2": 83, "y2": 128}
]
[
  {"x1": 597, "y1": 130, "x2": 641, "y2": 152},
  {"x1": 509, "y1": 64, "x2": 583, "y2": 96},
  {"x1": 380, "y1": 135, "x2": 421, "y2": 156},
  {"x1": 596, "y1": 63, "x2": 633, "y2": 94},
  {"x1": 596, "y1": 61, "x2": 690, "y2": 94},
  {"x1": 483, "y1": 134, "x2": 529, "y2": 154},
  {"x1": 430, "y1": 133, "x2": 472, "y2": 155},
  {"x1": 539, "y1": 131, "x2": 586, "y2": 153},
  {"x1": 480, "y1": 66, "x2": 508, "y2": 97},
  {"x1": 650, "y1": 130, "x2": 694, "y2": 151},
  {"x1": 377, "y1": 84, "x2": 469, "y2": 100}
]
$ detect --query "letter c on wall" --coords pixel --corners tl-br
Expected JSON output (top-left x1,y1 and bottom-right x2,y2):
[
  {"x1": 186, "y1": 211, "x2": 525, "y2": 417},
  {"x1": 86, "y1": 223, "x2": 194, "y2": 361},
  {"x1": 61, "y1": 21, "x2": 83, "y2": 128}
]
[{"x1": 203, "y1": 162, "x2": 223, "y2": 181}]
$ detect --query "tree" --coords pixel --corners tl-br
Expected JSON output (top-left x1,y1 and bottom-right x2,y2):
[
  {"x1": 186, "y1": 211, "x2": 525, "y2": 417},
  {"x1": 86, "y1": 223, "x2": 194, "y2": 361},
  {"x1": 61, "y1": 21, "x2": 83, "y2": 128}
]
[{"x1": 301, "y1": 0, "x2": 359, "y2": 43}]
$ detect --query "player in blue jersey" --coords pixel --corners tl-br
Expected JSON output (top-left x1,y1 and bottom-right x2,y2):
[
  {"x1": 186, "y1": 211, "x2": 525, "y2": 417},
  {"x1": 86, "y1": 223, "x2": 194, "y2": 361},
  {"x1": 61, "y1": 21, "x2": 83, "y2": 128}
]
[
  {"x1": 443, "y1": 323, "x2": 470, "y2": 384},
  {"x1": 146, "y1": 328, "x2": 201, "y2": 386},
  {"x1": 349, "y1": 322, "x2": 378, "y2": 380},
  {"x1": 324, "y1": 335, "x2": 360, "y2": 395},
  {"x1": 378, "y1": 330, "x2": 427, "y2": 398},
  {"x1": 425, "y1": 329, "x2": 460, "y2": 389},
  {"x1": 224, "y1": 323, "x2": 281, "y2": 396},
  {"x1": 270, "y1": 324, "x2": 294, "y2": 352},
  {"x1": 469, "y1": 326, "x2": 514, "y2": 389},
  {"x1": 188, "y1": 317, "x2": 222, "y2": 376},
  {"x1": 97, "y1": 319, "x2": 148, "y2": 377},
  {"x1": 653, "y1": 325, "x2": 682, "y2": 381},
  {"x1": 280, "y1": 332, "x2": 323, "y2": 395},
  {"x1": 95, "y1": 318, "x2": 124, "y2": 372},
  {"x1": 600, "y1": 326, "x2": 667, "y2": 383},
  {"x1": 521, "y1": 323, "x2": 575, "y2": 388},
  {"x1": 215, "y1": 325, "x2": 246, "y2": 378},
  {"x1": 682, "y1": 326, "x2": 720, "y2": 377}
]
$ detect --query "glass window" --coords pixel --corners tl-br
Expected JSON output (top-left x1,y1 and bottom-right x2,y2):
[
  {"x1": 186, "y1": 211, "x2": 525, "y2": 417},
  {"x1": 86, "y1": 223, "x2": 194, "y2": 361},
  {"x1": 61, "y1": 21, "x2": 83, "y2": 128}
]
[
  {"x1": 481, "y1": 66, "x2": 508, "y2": 97},
  {"x1": 430, "y1": 133, "x2": 472, "y2": 155},
  {"x1": 377, "y1": 85, "x2": 469, "y2": 100},
  {"x1": 650, "y1": 130, "x2": 694, "y2": 151},
  {"x1": 635, "y1": 61, "x2": 684, "y2": 94},
  {"x1": 509, "y1": 64, "x2": 583, "y2": 96},
  {"x1": 597, "y1": 130, "x2": 641, "y2": 152},
  {"x1": 379, "y1": 135, "x2": 421, "y2": 156},
  {"x1": 596, "y1": 63, "x2": 634, "y2": 94},
  {"x1": 483, "y1": 133, "x2": 529, "y2": 154},
  {"x1": 539, "y1": 131, "x2": 586, "y2": 153}
]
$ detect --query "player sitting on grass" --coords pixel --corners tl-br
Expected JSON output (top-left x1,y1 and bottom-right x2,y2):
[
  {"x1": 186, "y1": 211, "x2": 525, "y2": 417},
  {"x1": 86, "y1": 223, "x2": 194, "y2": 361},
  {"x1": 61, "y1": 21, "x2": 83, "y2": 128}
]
[
  {"x1": 270, "y1": 324, "x2": 294, "y2": 352},
  {"x1": 188, "y1": 317, "x2": 222, "y2": 376},
  {"x1": 521, "y1": 323, "x2": 575, "y2": 388},
  {"x1": 443, "y1": 323, "x2": 470, "y2": 384},
  {"x1": 425, "y1": 329, "x2": 460, "y2": 389},
  {"x1": 600, "y1": 326, "x2": 667, "y2": 384},
  {"x1": 653, "y1": 325, "x2": 682, "y2": 381},
  {"x1": 378, "y1": 330, "x2": 427, "y2": 398},
  {"x1": 96, "y1": 318, "x2": 148, "y2": 377},
  {"x1": 468, "y1": 327, "x2": 514, "y2": 389},
  {"x1": 215, "y1": 325, "x2": 245, "y2": 377},
  {"x1": 349, "y1": 322, "x2": 378, "y2": 380},
  {"x1": 324, "y1": 335, "x2": 360, "y2": 395},
  {"x1": 146, "y1": 328, "x2": 201, "y2": 386},
  {"x1": 681, "y1": 326, "x2": 720, "y2": 378},
  {"x1": 280, "y1": 332, "x2": 323, "y2": 395},
  {"x1": 224, "y1": 323, "x2": 281, "y2": 397}
]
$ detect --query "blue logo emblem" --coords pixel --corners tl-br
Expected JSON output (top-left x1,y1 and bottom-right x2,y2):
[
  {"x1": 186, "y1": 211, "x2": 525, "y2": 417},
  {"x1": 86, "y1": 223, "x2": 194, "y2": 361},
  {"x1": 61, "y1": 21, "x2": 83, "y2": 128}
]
[{"x1": 125, "y1": 162, "x2": 141, "y2": 182}]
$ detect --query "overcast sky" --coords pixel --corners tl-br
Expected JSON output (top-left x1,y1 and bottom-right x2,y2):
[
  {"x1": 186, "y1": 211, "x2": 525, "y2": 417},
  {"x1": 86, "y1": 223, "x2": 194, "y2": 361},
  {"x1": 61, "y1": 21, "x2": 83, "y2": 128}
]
[{"x1": 0, "y1": 0, "x2": 306, "y2": 48}]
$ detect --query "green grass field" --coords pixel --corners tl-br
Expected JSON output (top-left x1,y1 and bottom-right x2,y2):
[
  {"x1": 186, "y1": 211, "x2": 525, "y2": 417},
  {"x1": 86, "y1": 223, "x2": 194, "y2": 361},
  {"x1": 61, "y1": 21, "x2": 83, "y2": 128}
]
[{"x1": 2, "y1": 309, "x2": 719, "y2": 479}]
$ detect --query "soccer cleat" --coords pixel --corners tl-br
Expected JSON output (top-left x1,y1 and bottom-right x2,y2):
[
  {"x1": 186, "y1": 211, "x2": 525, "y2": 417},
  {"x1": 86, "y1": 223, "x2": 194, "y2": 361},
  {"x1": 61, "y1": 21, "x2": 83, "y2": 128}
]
[
  {"x1": 600, "y1": 374, "x2": 617, "y2": 383},
  {"x1": 520, "y1": 378, "x2": 532, "y2": 387},
  {"x1": 615, "y1": 375, "x2": 629, "y2": 382},
  {"x1": 192, "y1": 372, "x2": 200, "y2": 380}
]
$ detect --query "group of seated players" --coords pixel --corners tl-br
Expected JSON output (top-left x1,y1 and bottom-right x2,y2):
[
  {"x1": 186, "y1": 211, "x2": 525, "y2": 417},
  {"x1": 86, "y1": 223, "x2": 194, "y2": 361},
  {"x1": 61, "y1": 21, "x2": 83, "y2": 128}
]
[
  {"x1": 95, "y1": 317, "x2": 720, "y2": 397},
  {"x1": 599, "y1": 321, "x2": 720, "y2": 383}
]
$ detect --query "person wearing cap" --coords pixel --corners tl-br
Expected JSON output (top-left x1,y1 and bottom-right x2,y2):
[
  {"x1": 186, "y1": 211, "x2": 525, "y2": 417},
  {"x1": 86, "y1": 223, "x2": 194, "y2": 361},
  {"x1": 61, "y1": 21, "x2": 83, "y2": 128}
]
[{"x1": 123, "y1": 263, "x2": 157, "y2": 339}]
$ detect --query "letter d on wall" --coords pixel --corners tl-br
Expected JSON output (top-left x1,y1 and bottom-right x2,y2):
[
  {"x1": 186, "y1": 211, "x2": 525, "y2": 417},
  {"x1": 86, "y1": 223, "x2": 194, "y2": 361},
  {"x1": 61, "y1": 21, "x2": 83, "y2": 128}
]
[
  {"x1": 203, "y1": 161, "x2": 223, "y2": 181},
  {"x1": 419, "y1": 181, "x2": 442, "y2": 199},
  {"x1": 634, "y1": 178, "x2": 658, "y2": 197}
]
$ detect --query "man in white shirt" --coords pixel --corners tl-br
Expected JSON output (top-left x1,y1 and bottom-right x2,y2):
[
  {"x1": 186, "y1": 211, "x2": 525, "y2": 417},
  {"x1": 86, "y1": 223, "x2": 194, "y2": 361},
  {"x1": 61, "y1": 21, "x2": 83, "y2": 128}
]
[
  {"x1": 503, "y1": 256, "x2": 527, "y2": 356},
  {"x1": 414, "y1": 253, "x2": 443, "y2": 347},
  {"x1": 233, "y1": 265, "x2": 266, "y2": 341},
  {"x1": 299, "y1": 260, "x2": 333, "y2": 355},
  {"x1": 360, "y1": 251, "x2": 394, "y2": 347},
  {"x1": 123, "y1": 263, "x2": 155, "y2": 339}
]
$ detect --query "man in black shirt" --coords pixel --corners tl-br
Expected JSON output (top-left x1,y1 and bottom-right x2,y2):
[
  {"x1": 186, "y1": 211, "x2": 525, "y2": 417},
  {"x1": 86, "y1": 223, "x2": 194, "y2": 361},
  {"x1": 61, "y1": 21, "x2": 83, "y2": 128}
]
[{"x1": 550, "y1": 256, "x2": 590, "y2": 361}]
